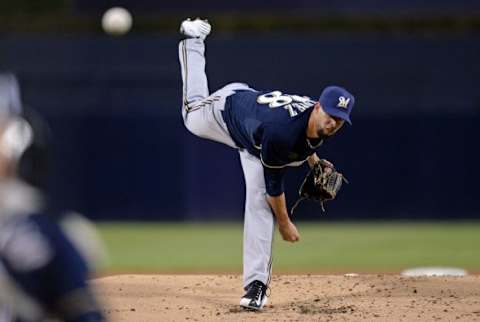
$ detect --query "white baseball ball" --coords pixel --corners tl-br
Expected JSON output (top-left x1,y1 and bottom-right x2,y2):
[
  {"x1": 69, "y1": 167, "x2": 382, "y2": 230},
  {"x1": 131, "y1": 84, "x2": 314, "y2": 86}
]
[{"x1": 102, "y1": 7, "x2": 133, "y2": 36}]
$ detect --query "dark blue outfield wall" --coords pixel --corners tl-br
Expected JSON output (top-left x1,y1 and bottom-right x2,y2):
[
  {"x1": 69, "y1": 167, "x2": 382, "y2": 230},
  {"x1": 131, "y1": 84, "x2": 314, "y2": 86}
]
[
  {"x1": 76, "y1": 0, "x2": 480, "y2": 15},
  {"x1": 0, "y1": 32, "x2": 479, "y2": 220}
]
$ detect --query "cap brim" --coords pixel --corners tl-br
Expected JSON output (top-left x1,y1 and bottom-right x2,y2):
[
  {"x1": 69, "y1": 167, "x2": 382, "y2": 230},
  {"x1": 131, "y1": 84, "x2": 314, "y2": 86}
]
[{"x1": 324, "y1": 108, "x2": 352, "y2": 125}]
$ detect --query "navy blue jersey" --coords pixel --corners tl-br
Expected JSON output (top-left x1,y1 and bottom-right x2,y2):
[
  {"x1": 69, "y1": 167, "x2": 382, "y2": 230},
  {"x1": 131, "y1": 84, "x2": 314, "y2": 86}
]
[
  {"x1": 223, "y1": 90, "x2": 323, "y2": 196},
  {"x1": 0, "y1": 213, "x2": 104, "y2": 322}
]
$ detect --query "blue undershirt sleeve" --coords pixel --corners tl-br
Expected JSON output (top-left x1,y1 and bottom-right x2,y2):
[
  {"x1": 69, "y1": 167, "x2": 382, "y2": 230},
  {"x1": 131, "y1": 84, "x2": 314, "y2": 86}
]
[{"x1": 263, "y1": 166, "x2": 286, "y2": 196}]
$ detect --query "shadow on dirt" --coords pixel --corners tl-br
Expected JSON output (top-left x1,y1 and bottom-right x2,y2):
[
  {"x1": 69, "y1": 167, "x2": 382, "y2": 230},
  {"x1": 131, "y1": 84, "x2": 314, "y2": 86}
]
[
  {"x1": 297, "y1": 304, "x2": 356, "y2": 315},
  {"x1": 225, "y1": 303, "x2": 356, "y2": 315}
]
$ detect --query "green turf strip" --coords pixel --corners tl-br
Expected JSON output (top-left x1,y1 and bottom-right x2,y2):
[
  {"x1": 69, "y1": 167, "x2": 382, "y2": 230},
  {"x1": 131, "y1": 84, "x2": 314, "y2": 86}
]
[{"x1": 96, "y1": 222, "x2": 480, "y2": 273}]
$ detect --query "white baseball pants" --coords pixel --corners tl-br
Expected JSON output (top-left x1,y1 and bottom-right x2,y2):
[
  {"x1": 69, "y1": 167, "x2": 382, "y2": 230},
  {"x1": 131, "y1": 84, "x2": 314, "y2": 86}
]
[{"x1": 178, "y1": 38, "x2": 274, "y2": 288}]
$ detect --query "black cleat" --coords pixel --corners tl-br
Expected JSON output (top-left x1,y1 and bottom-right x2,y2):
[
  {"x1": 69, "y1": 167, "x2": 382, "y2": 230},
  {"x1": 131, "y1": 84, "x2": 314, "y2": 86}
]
[{"x1": 239, "y1": 280, "x2": 268, "y2": 310}]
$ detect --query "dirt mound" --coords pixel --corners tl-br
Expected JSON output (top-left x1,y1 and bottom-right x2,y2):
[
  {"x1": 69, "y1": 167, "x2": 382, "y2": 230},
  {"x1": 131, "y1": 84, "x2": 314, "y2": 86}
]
[{"x1": 94, "y1": 274, "x2": 480, "y2": 321}]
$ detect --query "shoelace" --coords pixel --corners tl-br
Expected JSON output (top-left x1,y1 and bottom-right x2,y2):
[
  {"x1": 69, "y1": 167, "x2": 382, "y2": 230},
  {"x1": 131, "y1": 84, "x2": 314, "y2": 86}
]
[{"x1": 251, "y1": 281, "x2": 265, "y2": 301}]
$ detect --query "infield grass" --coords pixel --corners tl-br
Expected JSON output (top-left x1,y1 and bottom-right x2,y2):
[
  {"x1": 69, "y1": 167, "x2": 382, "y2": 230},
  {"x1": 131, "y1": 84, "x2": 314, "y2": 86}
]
[{"x1": 97, "y1": 222, "x2": 480, "y2": 273}]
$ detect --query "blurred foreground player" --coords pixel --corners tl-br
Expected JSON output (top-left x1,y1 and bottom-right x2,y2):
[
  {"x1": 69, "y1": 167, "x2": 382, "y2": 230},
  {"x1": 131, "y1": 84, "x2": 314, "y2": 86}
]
[
  {"x1": 178, "y1": 19, "x2": 355, "y2": 310},
  {"x1": 0, "y1": 73, "x2": 105, "y2": 322}
]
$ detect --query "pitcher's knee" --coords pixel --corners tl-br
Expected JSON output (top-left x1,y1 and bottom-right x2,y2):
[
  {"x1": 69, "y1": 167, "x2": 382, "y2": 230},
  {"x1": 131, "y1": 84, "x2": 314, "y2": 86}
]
[{"x1": 184, "y1": 118, "x2": 207, "y2": 138}]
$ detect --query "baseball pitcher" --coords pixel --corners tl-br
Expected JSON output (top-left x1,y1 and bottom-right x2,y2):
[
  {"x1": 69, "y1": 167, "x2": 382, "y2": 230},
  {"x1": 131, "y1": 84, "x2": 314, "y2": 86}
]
[{"x1": 178, "y1": 18, "x2": 355, "y2": 310}]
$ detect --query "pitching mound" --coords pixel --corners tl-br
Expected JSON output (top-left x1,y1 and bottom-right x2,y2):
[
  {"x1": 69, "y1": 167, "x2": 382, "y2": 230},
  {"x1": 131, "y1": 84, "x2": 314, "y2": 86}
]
[{"x1": 94, "y1": 274, "x2": 480, "y2": 321}]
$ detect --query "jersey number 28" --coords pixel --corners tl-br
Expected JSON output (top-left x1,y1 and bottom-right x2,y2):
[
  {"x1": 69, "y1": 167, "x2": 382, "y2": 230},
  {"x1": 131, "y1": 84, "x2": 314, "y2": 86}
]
[{"x1": 257, "y1": 91, "x2": 315, "y2": 117}]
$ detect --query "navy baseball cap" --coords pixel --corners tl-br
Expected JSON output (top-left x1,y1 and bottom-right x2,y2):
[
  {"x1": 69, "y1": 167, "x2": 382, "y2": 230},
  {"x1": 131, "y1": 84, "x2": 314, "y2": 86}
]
[{"x1": 319, "y1": 86, "x2": 355, "y2": 125}]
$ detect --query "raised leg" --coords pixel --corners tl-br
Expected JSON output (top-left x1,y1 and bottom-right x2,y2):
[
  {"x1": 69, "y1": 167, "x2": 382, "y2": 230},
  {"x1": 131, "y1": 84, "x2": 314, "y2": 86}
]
[{"x1": 178, "y1": 38, "x2": 209, "y2": 118}]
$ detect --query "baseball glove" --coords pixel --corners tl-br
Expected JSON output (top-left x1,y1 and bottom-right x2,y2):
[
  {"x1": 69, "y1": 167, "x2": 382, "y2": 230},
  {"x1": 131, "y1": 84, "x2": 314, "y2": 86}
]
[{"x1": 291, "y1": 159, "x2": 348, "y2": 214}]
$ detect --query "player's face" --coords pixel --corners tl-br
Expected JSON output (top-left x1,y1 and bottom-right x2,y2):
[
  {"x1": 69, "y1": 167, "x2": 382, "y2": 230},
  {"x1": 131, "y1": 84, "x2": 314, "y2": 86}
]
[{"x1": 316, "y1": 103, "x2": 345, "y2": 138}]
